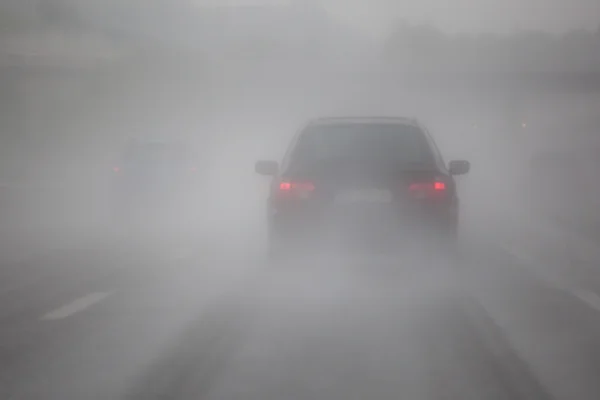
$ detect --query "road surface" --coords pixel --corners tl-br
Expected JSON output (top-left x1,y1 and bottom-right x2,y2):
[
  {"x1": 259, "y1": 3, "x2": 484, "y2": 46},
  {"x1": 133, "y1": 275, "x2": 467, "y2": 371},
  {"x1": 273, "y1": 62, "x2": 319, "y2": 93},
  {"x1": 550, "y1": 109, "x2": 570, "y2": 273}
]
[{"x1": 0, "y1": 233, "x2": 599, "y2": 400}]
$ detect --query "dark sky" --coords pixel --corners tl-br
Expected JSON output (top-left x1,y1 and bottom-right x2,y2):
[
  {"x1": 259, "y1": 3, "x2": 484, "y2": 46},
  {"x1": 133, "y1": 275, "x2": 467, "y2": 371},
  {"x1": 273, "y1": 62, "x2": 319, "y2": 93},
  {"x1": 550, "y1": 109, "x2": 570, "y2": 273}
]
[{"x1": 193, "y1": 0, "x2": 600, "y2": 35}]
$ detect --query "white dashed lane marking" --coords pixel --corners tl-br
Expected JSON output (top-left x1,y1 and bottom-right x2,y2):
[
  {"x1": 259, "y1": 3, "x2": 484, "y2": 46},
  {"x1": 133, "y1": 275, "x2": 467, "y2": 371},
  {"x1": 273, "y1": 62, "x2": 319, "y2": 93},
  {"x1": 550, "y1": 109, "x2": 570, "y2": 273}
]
[
  {"x1": 501, "y1": 243, "x2": 600, "y2": 314},
  {"x1": 41, "y1": 292, "x2": 113, "y2": 321},
  {"x1": 571, "y1": 289, "x2": 600, "y2": 313}
]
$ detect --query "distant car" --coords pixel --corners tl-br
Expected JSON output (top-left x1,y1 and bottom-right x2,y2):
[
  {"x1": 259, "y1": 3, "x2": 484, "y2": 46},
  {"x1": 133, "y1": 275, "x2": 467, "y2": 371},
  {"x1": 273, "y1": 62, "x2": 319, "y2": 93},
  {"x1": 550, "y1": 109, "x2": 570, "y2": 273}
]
[
  {"x1": 255, "y1": 117, "x2": 470, "y2": 258},
  {"x1": 110, "y1": 139, "x2": 201, "y2": 226}
]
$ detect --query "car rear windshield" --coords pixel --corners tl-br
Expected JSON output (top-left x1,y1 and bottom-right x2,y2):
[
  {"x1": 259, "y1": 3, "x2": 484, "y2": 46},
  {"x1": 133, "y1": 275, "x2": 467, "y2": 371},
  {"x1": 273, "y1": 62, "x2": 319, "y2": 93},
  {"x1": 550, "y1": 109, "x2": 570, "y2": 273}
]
[{"x1": 293, "y1": 123, "x2": 435, "y2": 166}]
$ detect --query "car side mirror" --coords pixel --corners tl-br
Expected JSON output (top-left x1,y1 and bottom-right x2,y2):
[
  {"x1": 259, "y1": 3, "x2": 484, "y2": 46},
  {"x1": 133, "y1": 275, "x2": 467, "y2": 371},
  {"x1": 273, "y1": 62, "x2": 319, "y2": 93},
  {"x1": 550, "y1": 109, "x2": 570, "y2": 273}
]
[
  {"x1": 448, "y1": 160, "x2": 470, "y2": 175},
  {"x1": 255, "y1": 160, "x2": 278, "y2": 176}
]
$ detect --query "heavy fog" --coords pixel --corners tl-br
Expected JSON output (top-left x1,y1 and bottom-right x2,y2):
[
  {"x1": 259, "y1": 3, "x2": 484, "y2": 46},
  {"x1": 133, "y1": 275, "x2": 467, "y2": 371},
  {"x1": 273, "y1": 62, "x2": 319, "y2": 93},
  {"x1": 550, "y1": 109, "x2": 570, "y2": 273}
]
[
  {"x1": 0, "y1": 1, "x2": 599, "y2": 399},
  {"x1": 1, "y1": 0, "x2": 598, "y2": 253}
]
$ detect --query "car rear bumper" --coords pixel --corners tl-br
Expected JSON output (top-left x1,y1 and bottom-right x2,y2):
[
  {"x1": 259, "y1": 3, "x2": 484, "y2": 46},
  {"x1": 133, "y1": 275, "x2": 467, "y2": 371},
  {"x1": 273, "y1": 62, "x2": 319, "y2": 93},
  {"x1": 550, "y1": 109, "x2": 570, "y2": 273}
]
[{"x1": 268, "y1": 207, "x2": 457, "y2": 253}]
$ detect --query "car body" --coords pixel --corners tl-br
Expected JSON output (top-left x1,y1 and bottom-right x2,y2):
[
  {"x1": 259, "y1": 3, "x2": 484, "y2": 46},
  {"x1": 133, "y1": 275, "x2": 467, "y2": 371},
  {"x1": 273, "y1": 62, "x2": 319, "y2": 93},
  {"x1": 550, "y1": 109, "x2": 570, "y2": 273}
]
[
  {"x1": 110, "y1": 139, "x2": 201, "y2": 226},
  {"x1": 254, "y1": 117, "x2": 470, "y2": 258}
]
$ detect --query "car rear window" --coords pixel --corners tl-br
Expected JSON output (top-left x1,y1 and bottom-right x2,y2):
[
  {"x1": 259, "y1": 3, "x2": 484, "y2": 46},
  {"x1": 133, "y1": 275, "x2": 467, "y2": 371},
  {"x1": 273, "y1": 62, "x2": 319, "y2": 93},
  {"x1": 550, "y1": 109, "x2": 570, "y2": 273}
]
[{"x1": 293, "y1": 123, "x2": 434, "y2": 166}]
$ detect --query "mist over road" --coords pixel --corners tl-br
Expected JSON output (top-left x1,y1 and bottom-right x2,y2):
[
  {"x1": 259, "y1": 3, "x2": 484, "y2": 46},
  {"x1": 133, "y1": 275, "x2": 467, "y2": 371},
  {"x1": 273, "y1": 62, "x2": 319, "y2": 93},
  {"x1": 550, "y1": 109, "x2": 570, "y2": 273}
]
[
  {"x1": 0, "y1": 89, "x2": 598, "y2": 399},
  {"x1": 2, "y1": 220, "x2": 600, "y2": 399},
  {"x1": 1, "y1": 4, "x2": 600, "y2": 397}
]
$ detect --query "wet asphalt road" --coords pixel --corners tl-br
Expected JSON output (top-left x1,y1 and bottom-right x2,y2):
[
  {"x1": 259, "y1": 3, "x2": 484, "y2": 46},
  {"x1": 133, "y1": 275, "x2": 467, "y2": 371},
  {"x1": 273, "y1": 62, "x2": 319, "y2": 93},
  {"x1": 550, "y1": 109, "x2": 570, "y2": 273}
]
[{"x1": 1, "y1": 233, "x2": 600, "y2": 400}]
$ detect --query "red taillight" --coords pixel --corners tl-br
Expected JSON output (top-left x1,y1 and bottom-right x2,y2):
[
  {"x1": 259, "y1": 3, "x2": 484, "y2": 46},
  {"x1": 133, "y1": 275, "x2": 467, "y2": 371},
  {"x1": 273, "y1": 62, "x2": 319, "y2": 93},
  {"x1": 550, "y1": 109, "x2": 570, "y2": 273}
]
[
  {"x1": 279, "y1": 181, "x2": 315, "y2": 191},
  {"x1": 280, "y1": 181, "x2": 292, "y2": 191},
  {"x1": 277, "y1": 181, "x2": 315, "y2": 198},
  {"x1": 190, "y1": 167, "x2": 197, "y2": 172},
  {"x1": 409, "y1": 180, "x2": 446, "y2": 198},
  {"x1": 113, "y1": 167, "x2": 120, "y2": 173}
]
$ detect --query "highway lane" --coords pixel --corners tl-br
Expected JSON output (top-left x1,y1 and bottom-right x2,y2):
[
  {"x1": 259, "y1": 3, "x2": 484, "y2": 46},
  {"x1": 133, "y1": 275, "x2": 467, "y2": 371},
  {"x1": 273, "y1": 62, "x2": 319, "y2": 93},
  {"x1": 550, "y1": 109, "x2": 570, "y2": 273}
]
[
  {"x1": 0, "y1": 232, "x2": 253, "y2": 399},
  {"x1": 1, "y1": 236, "x2": 600, "y2": 399}
]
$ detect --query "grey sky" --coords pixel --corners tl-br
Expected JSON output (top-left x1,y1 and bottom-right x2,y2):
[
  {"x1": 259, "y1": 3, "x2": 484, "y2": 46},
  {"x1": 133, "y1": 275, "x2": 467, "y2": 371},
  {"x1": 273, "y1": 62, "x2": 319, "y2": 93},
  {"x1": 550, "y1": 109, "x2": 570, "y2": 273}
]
[{"x1": 193, "y1": 0, "x2": 600, "y2": 35}]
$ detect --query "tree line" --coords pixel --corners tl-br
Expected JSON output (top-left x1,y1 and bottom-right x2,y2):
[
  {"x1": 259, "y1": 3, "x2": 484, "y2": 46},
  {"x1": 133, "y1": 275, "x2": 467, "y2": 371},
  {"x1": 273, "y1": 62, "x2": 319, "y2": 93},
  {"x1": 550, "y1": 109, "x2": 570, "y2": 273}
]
[
  {"x1": 384, "y1": 22, "x2": 600, "y2": 73},
  {"x1": 2, "y1": 1, "x2": 600, "y2": 73}
]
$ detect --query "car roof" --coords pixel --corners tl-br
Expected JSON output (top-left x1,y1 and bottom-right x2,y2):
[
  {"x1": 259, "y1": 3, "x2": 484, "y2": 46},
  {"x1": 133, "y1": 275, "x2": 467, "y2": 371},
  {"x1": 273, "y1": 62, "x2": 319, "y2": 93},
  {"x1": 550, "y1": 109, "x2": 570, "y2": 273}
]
[{"x1": 306, "y1": 116, "x2": 421, "y2": 128}]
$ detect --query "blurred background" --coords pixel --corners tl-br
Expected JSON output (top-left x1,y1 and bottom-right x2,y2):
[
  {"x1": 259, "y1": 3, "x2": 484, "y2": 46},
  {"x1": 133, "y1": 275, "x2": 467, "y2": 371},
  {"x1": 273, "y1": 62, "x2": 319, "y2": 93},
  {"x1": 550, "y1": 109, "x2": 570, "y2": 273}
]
[
  {"x1": 0, "y1": 0, "x2": 598, "y2": 263},
  {"x1": 2, "y1": 2, "x2": 600, "y2": 399}
]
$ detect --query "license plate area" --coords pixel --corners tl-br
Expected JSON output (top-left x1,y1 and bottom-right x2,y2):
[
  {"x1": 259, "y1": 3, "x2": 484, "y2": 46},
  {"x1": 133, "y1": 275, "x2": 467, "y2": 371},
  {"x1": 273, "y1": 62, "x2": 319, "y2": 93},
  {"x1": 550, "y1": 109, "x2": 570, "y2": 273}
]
[
  {"x1": 334, "y1": 188, "x2": 393, "y2": 204},
  {"x1": 329, "y1": 187, "x2": 398, "y2": 234}
]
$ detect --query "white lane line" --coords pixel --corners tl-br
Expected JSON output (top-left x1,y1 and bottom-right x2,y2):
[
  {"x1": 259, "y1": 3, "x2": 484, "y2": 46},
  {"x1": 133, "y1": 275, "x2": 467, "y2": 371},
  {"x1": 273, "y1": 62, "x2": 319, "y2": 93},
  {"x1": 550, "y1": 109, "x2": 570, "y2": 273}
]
[
  {"x1": 571, "y1": 289, "x2": 600, "y2": 313},
  {"x1": 41, "y1": 292, "x2": 113, "y2": 321},
  {"x1": 501, "y1": 243, "x2": 600, "y2": 314}
]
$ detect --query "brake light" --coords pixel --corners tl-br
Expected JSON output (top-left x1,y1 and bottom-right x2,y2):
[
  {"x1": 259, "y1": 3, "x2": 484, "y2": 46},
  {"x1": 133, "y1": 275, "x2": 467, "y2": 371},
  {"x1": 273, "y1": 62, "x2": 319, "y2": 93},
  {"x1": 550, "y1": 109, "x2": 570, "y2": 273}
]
[
  {"x1": 277, "y1": 181, "x2": 315, "y2": 198},
  {"x1": 113, "y1": 167, "x2": 120, "y2": 173},
  {"x1": 279, "y1": 181, "x2": 315, "y2": 191},
  {"x1": 409, "y1": 180, "x2": 446, "y2": 198},
  {"x1": 190, "y1": 167, "x2": 197, "y2": 172}
]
